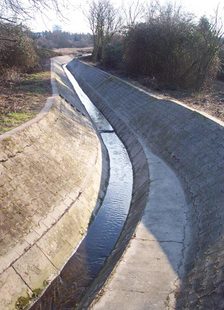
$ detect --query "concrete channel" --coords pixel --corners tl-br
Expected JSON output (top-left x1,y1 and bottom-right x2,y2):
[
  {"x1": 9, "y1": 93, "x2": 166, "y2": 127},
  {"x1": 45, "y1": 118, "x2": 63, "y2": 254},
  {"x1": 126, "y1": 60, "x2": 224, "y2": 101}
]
[
  {"x1": 29, "y1": 63, "x2": 137, "y2": 309},
  {"x1": 5, "y1": 55, "x2": 223, "y2": 309},
  {"x1": 31, "y1": 59, "x2": 190, "y2": 309}
]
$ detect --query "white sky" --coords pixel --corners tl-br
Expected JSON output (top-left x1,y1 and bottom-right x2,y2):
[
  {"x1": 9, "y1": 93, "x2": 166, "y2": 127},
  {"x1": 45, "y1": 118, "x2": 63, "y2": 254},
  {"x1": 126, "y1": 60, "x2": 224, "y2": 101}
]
[{"x1": 26, "y1": 0, "x2": 224, "y2": 33}]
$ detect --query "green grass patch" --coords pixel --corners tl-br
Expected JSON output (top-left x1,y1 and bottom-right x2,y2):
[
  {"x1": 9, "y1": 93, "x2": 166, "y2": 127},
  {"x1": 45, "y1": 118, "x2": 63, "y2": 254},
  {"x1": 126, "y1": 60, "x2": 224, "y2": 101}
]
[
  {"x1": 15, "y1": 295, "x2": 30, "y2": 310},
  {"x1": 16, "y1": 71, "x2": 51, "y2": 95},
  {"x1": 0, "y1": 112, "x2": 35, "y2": 134}
]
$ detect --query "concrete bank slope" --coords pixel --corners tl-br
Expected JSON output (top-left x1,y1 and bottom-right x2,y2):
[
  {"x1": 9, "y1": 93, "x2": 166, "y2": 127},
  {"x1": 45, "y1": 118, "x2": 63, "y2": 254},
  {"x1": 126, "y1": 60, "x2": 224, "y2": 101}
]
[
  {"x1": 0, "y1": 57, "x2": 103, "y2": 310},
  {"x1": 69, "y1": 59, "x2": 224, "y2": 309}
]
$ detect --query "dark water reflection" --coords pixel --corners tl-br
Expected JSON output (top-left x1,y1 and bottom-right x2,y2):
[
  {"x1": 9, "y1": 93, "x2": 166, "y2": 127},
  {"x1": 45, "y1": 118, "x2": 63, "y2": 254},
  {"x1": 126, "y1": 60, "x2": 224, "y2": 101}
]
[{"x1": 30, "y1": 68, "x2": 133, "y2": 310}]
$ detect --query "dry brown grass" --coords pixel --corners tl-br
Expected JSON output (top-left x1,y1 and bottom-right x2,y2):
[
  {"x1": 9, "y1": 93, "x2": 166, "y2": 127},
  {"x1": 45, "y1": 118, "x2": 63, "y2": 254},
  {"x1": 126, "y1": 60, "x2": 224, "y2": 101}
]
[
  {"x1": 89, "y1": 58, "x2": 224, "y2": 123},
  {"x1": 53, "y1": 47, "x2": 93, "y2": 57}
]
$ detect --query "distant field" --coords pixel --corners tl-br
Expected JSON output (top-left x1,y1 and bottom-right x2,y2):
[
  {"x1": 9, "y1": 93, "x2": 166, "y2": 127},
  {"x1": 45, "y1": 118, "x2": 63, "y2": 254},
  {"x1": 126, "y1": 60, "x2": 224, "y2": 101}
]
[{"x1": 53, "y1": 47, "x2": 93, "y2": 57}]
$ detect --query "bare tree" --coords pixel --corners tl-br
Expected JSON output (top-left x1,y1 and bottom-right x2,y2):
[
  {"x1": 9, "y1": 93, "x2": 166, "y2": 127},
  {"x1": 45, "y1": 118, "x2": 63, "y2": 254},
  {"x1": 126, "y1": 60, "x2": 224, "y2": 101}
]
[
  {"x1": 122, "y1": 0, "x2": 144, "y2": 28},
  {"x1": 87, "y1": 0, "x2": 122, "y2": 61}
]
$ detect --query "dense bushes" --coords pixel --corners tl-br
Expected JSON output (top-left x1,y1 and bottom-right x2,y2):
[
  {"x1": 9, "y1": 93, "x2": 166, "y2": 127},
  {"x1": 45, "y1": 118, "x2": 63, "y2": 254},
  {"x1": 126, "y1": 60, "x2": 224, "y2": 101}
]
[
  {"x1": 124, "y1": 9, "x2": 221, "y2": 90},
  {"x1": 218, "y1": 46, "x2": 224, "y2": 80},
  {"x1": 102, "y1": 37, "x2": 124, "y2": 68},
  {"x1": 5, "y1": 35, "x2": 39, "y2": 72},
  {"x1": 0, "y1": 21, "x2": 92, "y2": 77},
  {"x1": 0, "y1": 23, "x2": 63, "y2": 76},
  {"x1": 0, "y1": 23, "x2": 39, "y2": 73},
  {"x1": 89, "y1": 1, "x2": 223, "y2": 91}
]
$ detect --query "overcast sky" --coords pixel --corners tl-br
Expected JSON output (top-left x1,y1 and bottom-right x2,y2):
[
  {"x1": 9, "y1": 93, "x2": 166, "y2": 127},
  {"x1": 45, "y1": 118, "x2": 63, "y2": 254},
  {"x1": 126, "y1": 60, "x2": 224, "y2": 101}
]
[{"x1": 27, "y1": 0, "x2": 223, "y2": 33}]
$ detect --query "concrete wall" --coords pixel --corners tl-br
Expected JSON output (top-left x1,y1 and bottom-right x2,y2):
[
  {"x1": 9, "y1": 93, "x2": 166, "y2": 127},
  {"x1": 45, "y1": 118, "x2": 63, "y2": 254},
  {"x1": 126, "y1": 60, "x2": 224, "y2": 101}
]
[
  {"x1": 0, "y1": 58, "x2": 103, "y2": 309},
  {"x1": 69, "y1": 59, "x2": 224, "y2": 309}
]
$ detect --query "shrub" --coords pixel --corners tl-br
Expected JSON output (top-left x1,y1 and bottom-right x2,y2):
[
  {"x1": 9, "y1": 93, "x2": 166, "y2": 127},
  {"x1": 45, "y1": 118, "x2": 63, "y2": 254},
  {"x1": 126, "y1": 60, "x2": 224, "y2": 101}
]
[
  {"x1": 124, "y1": 4, "x2": 222, "y2": 90},
  {"x1": 8, "y1": 35, "x2": 39, "y2": 72},
  {"x1": 218, "y1": 46, "x2": 224, "y2": 80},
  {"x1": 0, "y1": 23, "x2": 39, "y2": 73},
  {"x1": 102, "y1": 38, "x2": 124, "y2": 68}
]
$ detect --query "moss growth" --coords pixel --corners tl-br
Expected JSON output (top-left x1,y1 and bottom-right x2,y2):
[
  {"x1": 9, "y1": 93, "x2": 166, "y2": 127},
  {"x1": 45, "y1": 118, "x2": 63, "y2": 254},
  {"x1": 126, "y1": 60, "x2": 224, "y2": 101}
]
[
  {"x1": 15, "y1": 286, "x2": 44, "y2": 310},
  {"x1": 31, "y1": 287, "x2": 43, "y2": 298},
  {"x1": 2, "y1": 136, "x2": 12, "y2": 142},
  {"x1": 15, "y1": 295, "x2": 30, "y2": 310},
  {"x1": 43, "y1": 279, "x2": 49, "y2": 287}
]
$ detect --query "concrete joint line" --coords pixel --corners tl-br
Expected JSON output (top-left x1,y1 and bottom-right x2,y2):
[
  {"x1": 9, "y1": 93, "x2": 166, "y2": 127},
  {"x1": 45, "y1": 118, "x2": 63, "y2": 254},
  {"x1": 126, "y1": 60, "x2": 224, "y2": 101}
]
[
  {"x1": 0, "y1": 188, "x2": 81, "y2": 278},
  {"x1": 12, "y1": 265, "x2": 33, "y2": 292},
  {"x1": 35, "y1": 243, "x2": 59, "y2": 272}
]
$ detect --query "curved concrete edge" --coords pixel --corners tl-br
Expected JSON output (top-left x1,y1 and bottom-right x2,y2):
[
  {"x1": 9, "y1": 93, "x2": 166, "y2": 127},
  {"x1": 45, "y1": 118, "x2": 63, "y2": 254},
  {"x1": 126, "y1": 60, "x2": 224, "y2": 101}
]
[
  {"x1": 0, "y1": 57, "x2": 106, "y2": 310},
  {"x1": 0, "y1": 95, "x2": 53, "y2": 143},
  {"x1": 0, "y1": 59, "x2": 60, "y2": 142},
  {"x1": 66, "y1": 66, "x2": 150, "y2": 309}
]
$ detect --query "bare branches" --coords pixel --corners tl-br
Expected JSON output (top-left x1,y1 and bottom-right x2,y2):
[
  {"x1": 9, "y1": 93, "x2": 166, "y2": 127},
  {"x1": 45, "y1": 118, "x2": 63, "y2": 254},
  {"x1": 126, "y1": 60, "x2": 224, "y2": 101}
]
[
  {"x1": 124, "y1": 2, "x2": 222, "y2": 90},
  {"x1": 87, "y1": 0, "x2": 122, "y2": 61},
  {"x1": 0, "y1": 16, "x2": 16, "y2": 23},
  {"x1": 0, "y1": 0, "x2": 60, "y2": 16},
  {"x1": 0, "y1": 0, "x2": 67, "y2": 24},
  {"x1": 122, "y1": 0, "x2": 144, "y2": 28}
]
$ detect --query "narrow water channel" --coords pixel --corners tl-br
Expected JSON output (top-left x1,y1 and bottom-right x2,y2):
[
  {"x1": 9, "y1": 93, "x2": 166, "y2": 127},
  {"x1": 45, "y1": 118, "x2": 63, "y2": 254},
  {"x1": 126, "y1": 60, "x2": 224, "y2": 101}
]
[{"x1": 30, "y1": 65, "x2": 133, "y2": 309}]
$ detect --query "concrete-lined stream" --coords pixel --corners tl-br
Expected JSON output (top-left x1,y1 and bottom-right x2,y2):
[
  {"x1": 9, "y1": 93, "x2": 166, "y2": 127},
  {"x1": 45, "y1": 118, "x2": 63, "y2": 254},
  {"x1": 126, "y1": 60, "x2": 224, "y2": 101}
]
[
  {"x1": 6, "y1": 55, "x2": 223, "y2": 309},
  {"x1": 30, "y1": 64, "x2": 133, "y2": 309}
]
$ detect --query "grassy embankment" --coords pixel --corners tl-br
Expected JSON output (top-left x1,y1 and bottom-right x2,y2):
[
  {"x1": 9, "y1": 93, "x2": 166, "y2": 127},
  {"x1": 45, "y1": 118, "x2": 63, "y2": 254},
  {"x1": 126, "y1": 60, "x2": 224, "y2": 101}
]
[{"x1": 0, "y1": 70, "x2": 51, "y2": 135}]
